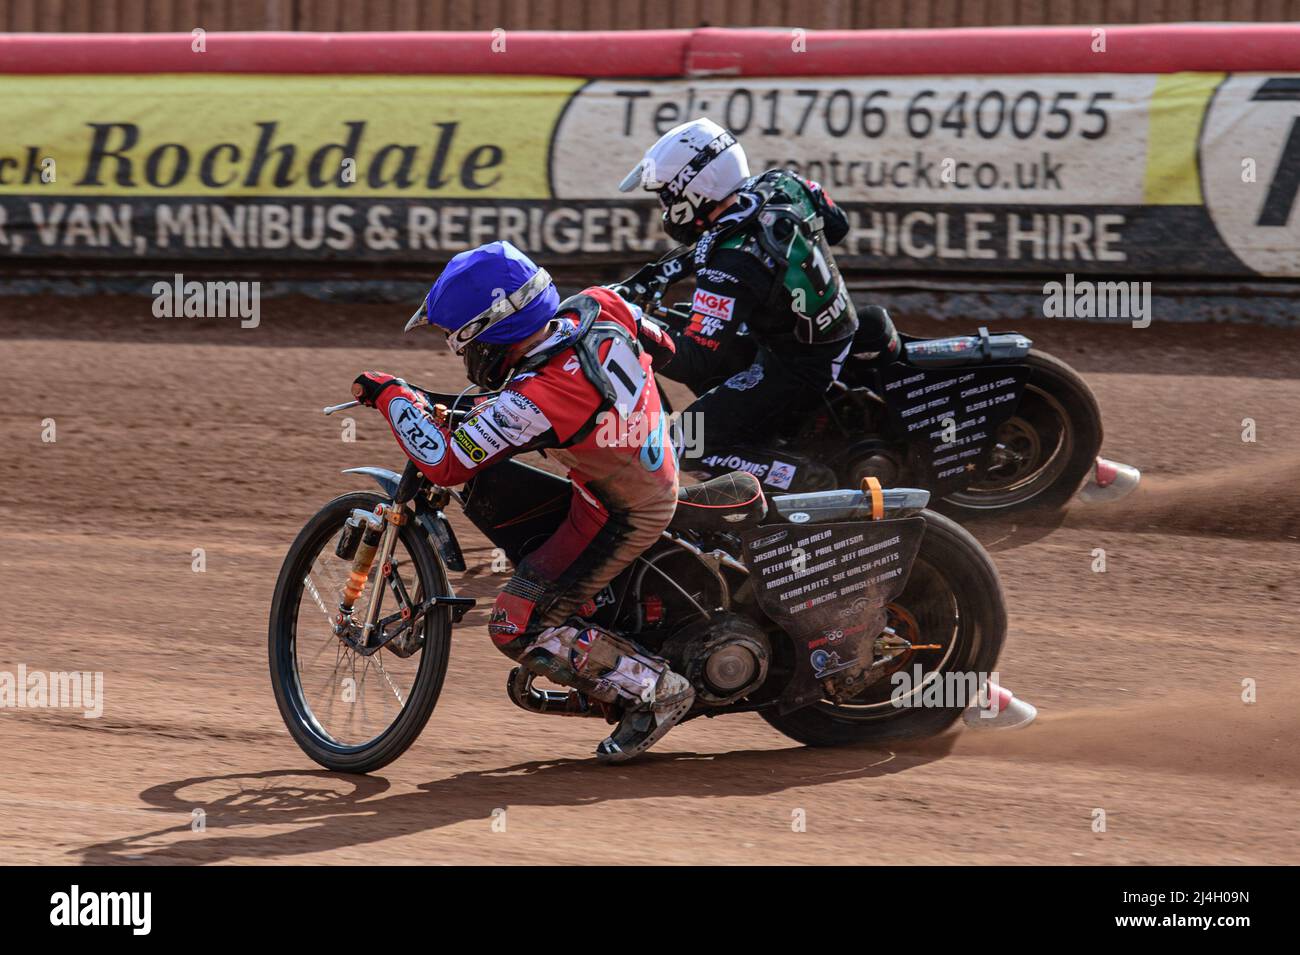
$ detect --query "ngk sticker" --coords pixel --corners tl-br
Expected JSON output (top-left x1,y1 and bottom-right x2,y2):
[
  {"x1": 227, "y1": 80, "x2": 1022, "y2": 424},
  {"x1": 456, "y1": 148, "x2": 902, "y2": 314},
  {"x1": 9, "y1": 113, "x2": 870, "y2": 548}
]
[{"x1": 692, "y1": 289, "x2": 736, "y2": 321}]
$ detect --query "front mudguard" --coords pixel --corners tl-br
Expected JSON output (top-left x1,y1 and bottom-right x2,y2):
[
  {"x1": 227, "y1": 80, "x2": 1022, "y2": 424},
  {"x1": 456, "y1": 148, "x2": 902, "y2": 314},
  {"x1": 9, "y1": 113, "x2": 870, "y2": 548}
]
[{"x1": 342, "y1": 466, "x2": 466, "y2": 572}]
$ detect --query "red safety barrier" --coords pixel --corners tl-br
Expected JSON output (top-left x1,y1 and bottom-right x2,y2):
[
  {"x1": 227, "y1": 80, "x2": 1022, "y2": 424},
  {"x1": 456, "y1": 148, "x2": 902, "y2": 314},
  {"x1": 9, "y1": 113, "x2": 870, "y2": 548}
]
[
  {"x1": 0, "y1": 30, "x2": 689, "y2": 76},
  {"x1": 0, "y1": 24, "x2": 1297, "y2": 76},
  {"x1": 689, "y1": 24, "x2": 1300, "y2": 75}
]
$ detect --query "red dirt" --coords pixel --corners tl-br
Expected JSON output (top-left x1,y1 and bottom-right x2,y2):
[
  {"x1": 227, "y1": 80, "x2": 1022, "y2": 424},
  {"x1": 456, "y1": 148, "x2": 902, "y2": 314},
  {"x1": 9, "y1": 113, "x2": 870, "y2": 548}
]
[{"x1": 1, "y1": 296, "x2": 1296, "y2": 865}]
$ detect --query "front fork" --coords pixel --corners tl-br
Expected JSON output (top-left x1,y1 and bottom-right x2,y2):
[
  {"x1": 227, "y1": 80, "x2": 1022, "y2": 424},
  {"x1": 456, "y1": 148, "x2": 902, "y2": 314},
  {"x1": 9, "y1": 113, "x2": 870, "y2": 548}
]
[
  {"x1": 333, "y1": 496, "x2": 476, "y2": 658},
  {"x1": 334, "y1": 502, "x2": 408, "y2": 642}
]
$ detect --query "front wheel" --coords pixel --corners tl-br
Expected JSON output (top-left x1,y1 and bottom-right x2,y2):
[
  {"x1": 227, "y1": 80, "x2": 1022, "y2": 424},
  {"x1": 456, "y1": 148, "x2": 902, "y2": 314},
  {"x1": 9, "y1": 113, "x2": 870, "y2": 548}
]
[
  {"x1": 940, "y1": 350, "x2": 1102, "y2": 515},
  {"x1": 760, "y1": 509, "x2": 1006, "y2": 746},
  {"x1": 268, "y1": 492, "x2": 452, "y2": 773}
]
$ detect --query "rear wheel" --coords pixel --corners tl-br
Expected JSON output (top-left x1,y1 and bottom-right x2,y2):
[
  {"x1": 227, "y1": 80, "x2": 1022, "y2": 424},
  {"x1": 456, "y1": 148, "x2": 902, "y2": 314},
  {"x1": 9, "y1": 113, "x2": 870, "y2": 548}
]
[
  {"x1": 268, "y1": 492, "x2": 452, "y2": 773},
  {"x1": 760, "y1": 509, "x2": 1006, "y2": 746},
  {"x1": 940, "y1": 350, "x2": 1101, "y2": 515}
]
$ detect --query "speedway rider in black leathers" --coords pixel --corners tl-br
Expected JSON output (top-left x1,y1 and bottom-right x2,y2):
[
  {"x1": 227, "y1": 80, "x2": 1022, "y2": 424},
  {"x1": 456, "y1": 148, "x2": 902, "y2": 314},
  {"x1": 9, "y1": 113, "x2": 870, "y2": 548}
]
[
  {"x1": 618, "y1": 120, "x2": 1041, "y2": 734},
  {"x1": 618, "y1": 117, "x2": 900, "y2": 492}
]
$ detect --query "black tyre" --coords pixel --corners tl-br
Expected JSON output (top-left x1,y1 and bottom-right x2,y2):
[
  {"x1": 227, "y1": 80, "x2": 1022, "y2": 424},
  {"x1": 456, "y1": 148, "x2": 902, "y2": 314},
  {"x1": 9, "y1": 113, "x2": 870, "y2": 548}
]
[
  {"x1": 761, "y1": 509, "x2": 1006, "y2": 746},
  {"x1": 940, "y1": 350, "x2": 1102, "y2": 515},
  {"x1": 269, "y1": 492, "x2": 452, "y2": 773}
]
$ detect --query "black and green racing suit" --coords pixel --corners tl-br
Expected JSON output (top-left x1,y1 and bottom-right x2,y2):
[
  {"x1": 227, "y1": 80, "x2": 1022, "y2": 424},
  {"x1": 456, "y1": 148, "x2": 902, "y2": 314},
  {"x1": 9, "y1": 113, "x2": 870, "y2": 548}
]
[{"x1": 658, "y1": 169, "x2": 897, "y2": 491}]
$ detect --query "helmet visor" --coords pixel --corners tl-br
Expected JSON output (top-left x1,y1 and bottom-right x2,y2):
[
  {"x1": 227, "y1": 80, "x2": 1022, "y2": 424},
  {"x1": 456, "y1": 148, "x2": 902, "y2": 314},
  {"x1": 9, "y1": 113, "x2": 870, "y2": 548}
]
[{"x1": 618, "y1": 159, "x2": 649, "y2": 193}]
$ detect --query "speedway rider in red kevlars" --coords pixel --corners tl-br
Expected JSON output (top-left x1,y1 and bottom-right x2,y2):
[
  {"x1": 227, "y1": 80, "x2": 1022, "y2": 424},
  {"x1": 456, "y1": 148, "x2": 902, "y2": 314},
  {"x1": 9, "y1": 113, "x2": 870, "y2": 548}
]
[{"x1": 352, "y1": 240, "x2": 693, "y2": 762}]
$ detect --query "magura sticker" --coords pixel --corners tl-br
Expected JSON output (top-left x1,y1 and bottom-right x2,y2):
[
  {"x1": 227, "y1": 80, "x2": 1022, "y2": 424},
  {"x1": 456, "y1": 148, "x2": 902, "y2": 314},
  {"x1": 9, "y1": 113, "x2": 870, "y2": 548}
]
[
  {"x1": 452, "y1": 427, "x2": 489, "y2": 465},
  {"x1": 460, "y1": 410, "x2": 505, "y2": 449},
  {"x1": 387, "y1": 396, "x2": 446, "y2": 467}
]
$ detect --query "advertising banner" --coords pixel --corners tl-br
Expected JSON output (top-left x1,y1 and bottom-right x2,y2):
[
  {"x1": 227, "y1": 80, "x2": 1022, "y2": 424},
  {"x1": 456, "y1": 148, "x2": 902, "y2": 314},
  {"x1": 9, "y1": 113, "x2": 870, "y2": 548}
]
[{"x1": 1, "y1": 69, "x2": 1297, "y2": 277}]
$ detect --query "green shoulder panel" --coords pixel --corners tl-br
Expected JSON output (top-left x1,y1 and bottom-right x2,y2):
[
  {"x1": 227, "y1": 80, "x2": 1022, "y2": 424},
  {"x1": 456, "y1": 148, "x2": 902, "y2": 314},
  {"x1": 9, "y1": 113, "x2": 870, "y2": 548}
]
[{"x1": 744, "y1": 170, "x2": 858, "y2": 344}]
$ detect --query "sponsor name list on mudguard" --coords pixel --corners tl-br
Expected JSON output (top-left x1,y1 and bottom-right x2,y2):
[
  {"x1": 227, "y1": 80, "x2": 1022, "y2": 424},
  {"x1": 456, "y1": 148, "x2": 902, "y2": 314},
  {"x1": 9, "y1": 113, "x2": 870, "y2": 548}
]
[
  {"x1": 740, "y1": 518, "x2": 925, "y2": 711},
  {"x1": 883, "y1": 363, "x2": 1031, "y2": 496}
]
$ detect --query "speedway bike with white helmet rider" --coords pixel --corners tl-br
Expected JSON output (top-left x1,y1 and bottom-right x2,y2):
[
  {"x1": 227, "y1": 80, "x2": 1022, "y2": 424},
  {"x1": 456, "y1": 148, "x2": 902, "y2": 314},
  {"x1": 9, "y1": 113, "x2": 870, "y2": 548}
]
[{"x1": 619, "y1": 117, "x2": 900, "y2": 489}]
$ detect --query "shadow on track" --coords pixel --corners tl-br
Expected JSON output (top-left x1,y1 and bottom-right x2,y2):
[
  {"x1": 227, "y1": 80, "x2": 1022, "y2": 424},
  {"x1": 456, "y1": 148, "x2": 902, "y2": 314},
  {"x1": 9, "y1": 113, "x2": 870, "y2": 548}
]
[{"x1": 76, "y1": 737, "x2": 956, "y2": 865}]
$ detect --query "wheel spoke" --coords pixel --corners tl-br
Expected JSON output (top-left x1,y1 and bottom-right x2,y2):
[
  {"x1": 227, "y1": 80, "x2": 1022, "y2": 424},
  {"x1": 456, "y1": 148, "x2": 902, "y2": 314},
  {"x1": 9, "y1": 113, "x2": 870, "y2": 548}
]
[
  {"x1": 289, "y1": 515, "x2": 427, "y2": 749},
  {"x1": 371, "y1": 653, "x2": 406, "y2": 708}
]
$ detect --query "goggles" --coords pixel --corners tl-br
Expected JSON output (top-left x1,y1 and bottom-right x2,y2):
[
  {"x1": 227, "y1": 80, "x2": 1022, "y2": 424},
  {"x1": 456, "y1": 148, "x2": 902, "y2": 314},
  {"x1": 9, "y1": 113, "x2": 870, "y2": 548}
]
[{"x1": 405, "y1": 267, "x2": 554, "y2": 354}]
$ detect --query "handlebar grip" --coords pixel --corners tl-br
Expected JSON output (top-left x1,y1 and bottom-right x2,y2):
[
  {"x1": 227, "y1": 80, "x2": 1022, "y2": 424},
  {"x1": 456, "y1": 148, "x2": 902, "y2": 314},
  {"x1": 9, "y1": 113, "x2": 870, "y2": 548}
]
[{"x1": 652, "y1": 304, "x2": 693, "y2": 330}]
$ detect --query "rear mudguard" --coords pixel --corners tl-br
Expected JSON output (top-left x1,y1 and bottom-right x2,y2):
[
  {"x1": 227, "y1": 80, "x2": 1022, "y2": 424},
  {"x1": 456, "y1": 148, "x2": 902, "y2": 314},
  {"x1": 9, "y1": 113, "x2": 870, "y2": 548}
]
[
  {"x1": 740, "y1": 509, "x2": 928, "y2": 713},
  {"x1": 342, "y1": 466, "x2": 467, "y2": 572},
  {"x1": 880, "y1": 358, "x2": 1031, "y2": 498}
]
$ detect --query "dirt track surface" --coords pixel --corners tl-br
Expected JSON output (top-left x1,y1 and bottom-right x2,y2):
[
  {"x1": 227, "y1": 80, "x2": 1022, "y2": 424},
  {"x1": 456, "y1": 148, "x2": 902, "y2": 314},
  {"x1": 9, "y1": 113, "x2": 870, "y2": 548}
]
[{"x1": 2, "y1": 296, "x2": 1298, "y2": 865}]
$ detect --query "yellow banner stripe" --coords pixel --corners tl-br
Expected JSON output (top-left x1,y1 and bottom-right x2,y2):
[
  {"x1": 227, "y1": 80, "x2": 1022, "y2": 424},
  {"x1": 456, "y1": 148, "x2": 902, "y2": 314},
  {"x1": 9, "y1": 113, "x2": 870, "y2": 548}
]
[
  {"x1": 1143, "y1": 71, "x2": 1225, "y2": 207},
  {"x1": 0, "y1": 74, "x2": 582, "y2": 199}
]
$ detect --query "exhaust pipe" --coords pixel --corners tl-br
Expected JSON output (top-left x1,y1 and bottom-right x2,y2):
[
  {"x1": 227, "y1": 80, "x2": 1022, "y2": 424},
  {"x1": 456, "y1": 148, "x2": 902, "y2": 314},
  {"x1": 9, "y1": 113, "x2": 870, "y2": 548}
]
[{"x1": 505, "y1": 667, "x2": 606, "y2": 718}]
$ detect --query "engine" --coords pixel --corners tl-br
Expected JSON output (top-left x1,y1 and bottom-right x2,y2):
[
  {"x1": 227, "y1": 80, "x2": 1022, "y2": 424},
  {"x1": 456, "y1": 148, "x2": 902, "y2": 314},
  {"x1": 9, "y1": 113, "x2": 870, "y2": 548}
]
[
  {"x1": 660, "y1": 614, "x2": 771, "y2": 707},
  {"x1": 630, "y1": 540, "x2": 771, "y2": 706}
]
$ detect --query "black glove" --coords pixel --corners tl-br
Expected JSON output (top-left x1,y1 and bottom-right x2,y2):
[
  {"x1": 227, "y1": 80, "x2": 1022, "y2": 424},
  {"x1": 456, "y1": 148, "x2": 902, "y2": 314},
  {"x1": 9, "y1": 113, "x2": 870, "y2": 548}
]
[
  {"x1": 610, "y1": 264, "x2": 668, "y2": 306},
  {"x1": 352, "y1": 371, "x2": 400, "y2": 408}
]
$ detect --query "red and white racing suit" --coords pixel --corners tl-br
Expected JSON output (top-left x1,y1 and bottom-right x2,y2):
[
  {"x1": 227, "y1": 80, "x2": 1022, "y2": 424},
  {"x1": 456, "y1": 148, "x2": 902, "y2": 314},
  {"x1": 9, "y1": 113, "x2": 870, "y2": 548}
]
[{"x1": 366, "y1": 287, "x2": 681, "y2": 704}]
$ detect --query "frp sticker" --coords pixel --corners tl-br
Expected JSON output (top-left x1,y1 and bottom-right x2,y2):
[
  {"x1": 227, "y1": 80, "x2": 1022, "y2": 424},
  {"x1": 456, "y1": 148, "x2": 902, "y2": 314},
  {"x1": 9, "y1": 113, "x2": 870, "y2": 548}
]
[{"x1": 388, "y1": 396, "x2": 446, "y2": 467}]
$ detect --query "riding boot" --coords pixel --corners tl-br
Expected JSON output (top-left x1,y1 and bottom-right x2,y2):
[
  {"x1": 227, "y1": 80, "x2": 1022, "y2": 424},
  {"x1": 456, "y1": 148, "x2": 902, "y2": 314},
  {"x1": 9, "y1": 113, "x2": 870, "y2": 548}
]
[{"x1": 518, "y1": 620, "x2": 695, "y2": 761}]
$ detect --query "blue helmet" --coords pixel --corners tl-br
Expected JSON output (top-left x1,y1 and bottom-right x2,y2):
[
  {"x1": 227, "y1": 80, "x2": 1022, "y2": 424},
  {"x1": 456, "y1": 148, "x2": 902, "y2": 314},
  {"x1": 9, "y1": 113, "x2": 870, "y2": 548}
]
[
  {"x1": 407, "y1": 241, "x2": 558, "y2": 342},
  {"x1": 405, "y1": 241, "x2": 559, "y2": 389}
]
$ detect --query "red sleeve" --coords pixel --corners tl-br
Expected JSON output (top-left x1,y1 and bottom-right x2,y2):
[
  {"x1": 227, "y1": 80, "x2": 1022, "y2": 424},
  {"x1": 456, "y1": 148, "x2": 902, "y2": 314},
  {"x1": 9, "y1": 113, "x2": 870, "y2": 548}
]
[{"x1": 373, "y1": 380, "x2": 543, "y2": 486}]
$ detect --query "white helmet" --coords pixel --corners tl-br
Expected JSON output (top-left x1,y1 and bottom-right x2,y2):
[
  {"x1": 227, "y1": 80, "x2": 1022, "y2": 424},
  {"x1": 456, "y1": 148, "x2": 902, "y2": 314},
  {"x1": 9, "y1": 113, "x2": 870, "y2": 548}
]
[{"x1": 619, "y1": 118, "x2": 750, "y2": 243}]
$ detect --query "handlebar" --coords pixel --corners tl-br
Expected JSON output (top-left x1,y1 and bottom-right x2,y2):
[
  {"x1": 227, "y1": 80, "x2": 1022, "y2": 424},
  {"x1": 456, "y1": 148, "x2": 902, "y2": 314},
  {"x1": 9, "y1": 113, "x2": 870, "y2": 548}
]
[
  {"x1": 323, "y1": 386, "x2": 472, "y2": 426},
  {"x1": 649, "y1": 302, "x2": 693, "y2": 329}
]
